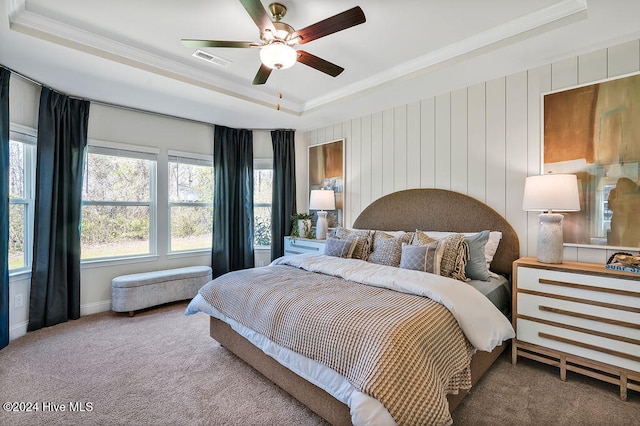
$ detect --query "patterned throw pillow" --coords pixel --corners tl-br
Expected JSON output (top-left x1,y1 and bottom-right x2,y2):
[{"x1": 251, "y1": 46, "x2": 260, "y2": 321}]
[
  {"x1": 412, "y1": 229, "x2": 437, "y2": 246},
  {"x1": 333, "y1": 227, "x2": 372, "y2": 260},
  {"x1": 367, "y1": 231, "x2": 413, "y2": 267},
  {"x1": 324, "y1": 236, "x2": 358, "y2": 258},
  {"x1": 437, "y1": 233, "x2": 469, "y2": 281},
  {"x1": 399, "y1": 241, "x2": 443, "y2": 274}
]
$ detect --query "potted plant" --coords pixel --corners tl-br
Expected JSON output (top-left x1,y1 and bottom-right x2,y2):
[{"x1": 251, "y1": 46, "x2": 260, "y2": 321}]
[{"x1": 290, "y1": 213, "x2": 314, "y2": 239}]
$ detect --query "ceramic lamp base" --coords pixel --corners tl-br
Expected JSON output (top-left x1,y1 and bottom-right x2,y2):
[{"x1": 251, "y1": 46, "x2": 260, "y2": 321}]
[
  {"x1": 316, "y1": 211, "x2": 328, "y2": 240},
  {"x1": 537, "y1": 213, "x2": 564, "y2": 264}
]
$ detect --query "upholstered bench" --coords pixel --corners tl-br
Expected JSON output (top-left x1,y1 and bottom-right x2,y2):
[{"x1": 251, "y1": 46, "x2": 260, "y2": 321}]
[{"x1": 111, "y1": 266, "x2": 212, "y2": 317}]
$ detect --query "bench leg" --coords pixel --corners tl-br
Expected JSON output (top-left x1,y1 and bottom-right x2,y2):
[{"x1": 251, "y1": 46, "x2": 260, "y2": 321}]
[{"x1": 128, "y1": 311, "x2": 135, "y2": 317}]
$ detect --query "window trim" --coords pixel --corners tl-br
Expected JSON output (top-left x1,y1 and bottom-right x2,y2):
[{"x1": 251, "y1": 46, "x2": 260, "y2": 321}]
[
  {"x1": 167, "y1": 152, "x2": 213, "y2": 254},
  {"x1": 81, "y1": 140, "x2": 158, "y2": 262},
  {"x1": 8, "y1": 124, "x2": 36, "y2": 275}
]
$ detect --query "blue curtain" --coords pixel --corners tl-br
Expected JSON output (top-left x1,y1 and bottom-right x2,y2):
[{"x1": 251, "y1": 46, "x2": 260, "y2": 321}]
[
  {"x1": 212, "y1": 125, "x2": 254, "y2": 278},
  {"x1": 270, "y1": 129, "x2": 296, "y2": 260},
  {"x1": 28, "y1": 88, "x2": 89, "y2": 331},
  {"x1": 0, "y1": 67, "x2": 10, "y2": 349}
]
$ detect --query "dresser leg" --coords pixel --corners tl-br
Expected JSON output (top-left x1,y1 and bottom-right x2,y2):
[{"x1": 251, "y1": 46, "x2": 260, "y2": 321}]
[
  {"x1": 511, "y1": 343, "x2": 518, "y2": 365},
  {"x1": 620, "y1": 372, "x2": 628, "y2": 401},
  {"x1": 560, "y1": 356, "x2": 567, "y2": 381}
]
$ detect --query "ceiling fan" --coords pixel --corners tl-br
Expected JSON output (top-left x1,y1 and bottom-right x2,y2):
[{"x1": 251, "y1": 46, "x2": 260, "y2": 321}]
[{"x1": 182, "y1": 1, "x2": 366, "y2": 85}]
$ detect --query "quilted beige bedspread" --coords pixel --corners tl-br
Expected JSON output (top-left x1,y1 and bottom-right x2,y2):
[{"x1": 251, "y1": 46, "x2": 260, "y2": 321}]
[{"x1": 199, "y1": 264, "x2": 475, "y2": 425}]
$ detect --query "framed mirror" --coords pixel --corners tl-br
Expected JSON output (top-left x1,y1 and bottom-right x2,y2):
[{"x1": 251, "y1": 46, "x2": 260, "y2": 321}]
[
  {"x1": 543, "y1": 72, "x2": 640, "y2": 249},
  {"x1": 308, "y1": 139, "x2": 344, "y2": 229}
]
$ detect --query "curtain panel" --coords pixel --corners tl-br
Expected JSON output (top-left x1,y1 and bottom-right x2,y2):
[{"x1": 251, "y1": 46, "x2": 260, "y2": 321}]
[
  {"x1": 0, "y1": 67, "x2": 10, "y2": 349},
  {"x1": 28, "y1": 88, "x2": 90, "y2": 331},
  {"x1": 212, "y1": 125, "x2": 254, "y2": 278},
  {"x1": 270, "y1": 129, "x2": 296, "y2": 260}
]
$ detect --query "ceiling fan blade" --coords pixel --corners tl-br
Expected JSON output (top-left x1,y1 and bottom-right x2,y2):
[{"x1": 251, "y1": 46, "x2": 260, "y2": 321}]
[
  {"x1": 239, "y1": 0, "x2": 276, "y2": 34},
  {"x1": 296, "y1": 50, "x2": 344, "y2": 77},
  {"x1": 292, "y1": 6, "x2": 366, "y2": 44},
  {"x1": 252, "y1": 63, "x2": 273, "y2": 85},
  {"x1": 181, "y1": 39, "x2": 258, "y2": 48}
]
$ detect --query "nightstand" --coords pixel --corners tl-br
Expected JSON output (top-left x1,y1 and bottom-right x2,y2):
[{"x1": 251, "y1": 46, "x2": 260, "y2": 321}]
[
  {"x1": 283, "y1": 237, "x2": 326, "y2": 256},
  {"x1": 512, "y1": 257, "x2": 640, "y2": 400}
]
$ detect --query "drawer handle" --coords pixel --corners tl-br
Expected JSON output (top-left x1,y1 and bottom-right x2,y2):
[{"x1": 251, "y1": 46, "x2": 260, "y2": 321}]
[
  {"x1": 539, "y1": 305, "x2": 640, "y2": 330},
  {"x1": 539, "y1": 278, "x2": 640, "y2": 298},
  {"x1": 539, "y1": 332, "x2": 640, "y2": 363}
]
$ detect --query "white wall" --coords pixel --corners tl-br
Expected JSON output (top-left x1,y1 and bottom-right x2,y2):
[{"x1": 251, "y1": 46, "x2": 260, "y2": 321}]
[
  {"x1": 8, "y1": 79, "x2": 276, "y2": 340},
  {"x1": 304, "y1": 39, "x2": 640, "y2": 265}
]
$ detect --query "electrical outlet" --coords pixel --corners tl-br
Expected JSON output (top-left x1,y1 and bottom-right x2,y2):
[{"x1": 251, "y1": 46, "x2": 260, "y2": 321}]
[{"x1": 15, "y1": 293, "x2": 24, "y2": 308}]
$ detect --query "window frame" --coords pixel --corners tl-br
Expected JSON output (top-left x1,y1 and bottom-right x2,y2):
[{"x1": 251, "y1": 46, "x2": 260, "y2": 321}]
[
  {"x1": 8, "y1": 124, "x2": 37, "y2": 276},
  {"x1": 167, "y1": 150, "x2": 213, "y2": 254},
  {"x1": 253, "y1": 158, "x2": 273, "y2": 249},
  {"x1": 81, "y1": 140, "x2": 158, "y2": 263}
]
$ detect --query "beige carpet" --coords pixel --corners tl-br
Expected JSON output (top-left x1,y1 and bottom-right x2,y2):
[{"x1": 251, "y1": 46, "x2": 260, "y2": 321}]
[{"x1": 0, "y1": 302, "x2": 638, "y2": 425}]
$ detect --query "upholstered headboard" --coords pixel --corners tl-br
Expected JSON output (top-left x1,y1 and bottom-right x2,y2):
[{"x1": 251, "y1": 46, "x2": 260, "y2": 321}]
[{"x1": 352, "y1": 189, "x2": 519, "y2": 276}]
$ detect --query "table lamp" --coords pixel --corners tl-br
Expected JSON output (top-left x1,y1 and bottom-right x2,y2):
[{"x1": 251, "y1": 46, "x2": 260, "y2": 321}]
[
  {"x1": 309, "y1": 189, "x2": 335, "y2": 240},
  {"x1": 523, "y1": 173, "x2": 580, "y2": 264}
]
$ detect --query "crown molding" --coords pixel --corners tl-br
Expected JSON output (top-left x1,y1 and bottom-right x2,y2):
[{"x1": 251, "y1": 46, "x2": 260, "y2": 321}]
[
  {"x1": 7, "y1": 0, "x2": 588, "y2": 116},
  {"x1": 302, "y1": 0, "x2": 588, "y2": 112}
]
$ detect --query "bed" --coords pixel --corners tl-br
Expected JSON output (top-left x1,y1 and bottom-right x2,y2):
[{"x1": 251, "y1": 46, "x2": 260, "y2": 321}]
[{"x1": 186, "y1": 189, "x2": 520, "y2": 425}]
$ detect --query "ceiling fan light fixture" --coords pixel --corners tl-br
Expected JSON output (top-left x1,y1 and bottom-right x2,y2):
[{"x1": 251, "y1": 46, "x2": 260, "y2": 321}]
[{"x1": 260, "y1": 42, "x2": 297, "y2": 70}]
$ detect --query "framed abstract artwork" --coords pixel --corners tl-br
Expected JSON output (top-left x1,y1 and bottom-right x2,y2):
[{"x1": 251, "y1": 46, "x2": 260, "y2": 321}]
[
  {"x1": 543, "y1": 72, "x2": 640, "y2": 249},
  {"x1": 308, "y1": 139, "x2": 344, "y2": 229}
]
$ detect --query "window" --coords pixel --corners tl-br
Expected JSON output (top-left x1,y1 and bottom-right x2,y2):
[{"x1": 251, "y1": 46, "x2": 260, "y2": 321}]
[
  {"x1": 8, "y1": 127, "x2": 36, "y2": 273},
  {"x1": 81, "y1": 145, "x2": 157, "y2": 260},
  {"x1": 168, "y1": 153, "x2": 213, "y2": 252},
  {"x1": 254, "y1": 160, "x2": 273, "y2": 247}
]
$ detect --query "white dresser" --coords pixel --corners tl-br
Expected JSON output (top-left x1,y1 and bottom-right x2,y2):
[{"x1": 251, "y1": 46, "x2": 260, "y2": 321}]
[
  {"x1": 283, "y1": 237, "x2": 326, "y2": 256},
  {"x1": 512, "y1": 257, "x2": 640, "y2": 400}
]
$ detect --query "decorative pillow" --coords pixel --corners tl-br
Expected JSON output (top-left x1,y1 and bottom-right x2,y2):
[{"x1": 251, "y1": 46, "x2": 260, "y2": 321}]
[
  {"x1": 367, "y1": 231, "x2": 413, "y2": 267},
  {"x1": 465, "y1": 230, "x2": 491, "y2": 281},
  {"x1": 438, "y1": 233, "x2": 469, "y2": 281},
  {"x1": 399, "y1": 241, "x2": 442, "y2": 274},
  {"x1": 333, "y1": 227, "x2": 372, "y2": 260},
  {"x1": 411, "y1": 229, "x2": 436, "y2": 246},
  {"x1": 324, "y1": 236, "x2": 358, "y2": 258},
  {"x1": 485, "y1": 231, "x2": 502, "y2": 277}
]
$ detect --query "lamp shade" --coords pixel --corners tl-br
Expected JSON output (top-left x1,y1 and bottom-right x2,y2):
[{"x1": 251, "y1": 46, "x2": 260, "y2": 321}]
[
  {"x1": 260, "y1": 43, "x2": 297, "y2": 70},
  {"x1": 309, "y1": 189, "x2": 335, "y2": 211},
  {"x1": 523, "y1": 174, "x2": 580, "y2": 212}
]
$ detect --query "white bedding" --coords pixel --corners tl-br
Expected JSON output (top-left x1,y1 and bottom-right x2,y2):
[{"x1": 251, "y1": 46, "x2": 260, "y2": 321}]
[{"x1": 186, "y1": 254, "x2": 515, "y2": 425}]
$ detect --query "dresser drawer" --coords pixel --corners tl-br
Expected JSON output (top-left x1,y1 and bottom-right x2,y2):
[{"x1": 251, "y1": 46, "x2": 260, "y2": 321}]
[
  {"x1": 516, "y1": 266, "x2": 640, "y2": 310},
  {"x1": 284, "y1": 237, "x2": 326, "y2": 256},
  {"x1": 516, "y1": 318, "x2": 640, "y2": 373}
]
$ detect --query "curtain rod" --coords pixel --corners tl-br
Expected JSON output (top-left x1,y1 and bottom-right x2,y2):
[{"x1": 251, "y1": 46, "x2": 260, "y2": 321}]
[{"x1": 5, "y1": 65, "x2": 291, "y2": 132}]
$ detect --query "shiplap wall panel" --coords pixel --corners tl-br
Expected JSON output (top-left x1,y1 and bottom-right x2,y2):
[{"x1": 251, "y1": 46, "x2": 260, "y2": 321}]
[
  {"x1": 394, "y1": 105, "x2": 408, "y2": 191},
  {"x1": 505, "y1": 71, "x2": 529, "y2": 254},
  {"x1": 451, "y1": 88, "x2": 468, "y2": 194},
  {"x1": 467, "y1": 83, "x2": 487, "y2": 203},
  {"x1": 305, "y1": 38, "x2": 640, "y2": 259},
  {"x1": 551, "y1": 57, "x2": 578, "y2": 90},
  {"x1": 578, "y1": 49, "x2": 608, "y2": 84},
  {"x1": 526, "y1": 65, "x2": 551, "y2": 256},
  {"x1": 371, "y1": 112, "x2": 384, "y2": 202},
  {"x1": 382, "y1": 109, "x2": 395, "y2": 196},
  {"x1": 361, "y1": 115, "x2": 373, "y2": 210},
  {"x1": 341, "y1": 120, "x2": 352, "y2": 226},
  {"x1": 350, "y1": 118, "x2": 361, "y2": 226},
  {"x1": 435, "y1": 93, "x2": 451, "y2": 189},
  {"x1": 608, "y1": 40, "x2": 640, "y2": 77},
  {"x1": 420, "y1": 98, "x2": 436, "y2": 189},
  {"x1": 407, "y1": 102, "x2": 421, "y2": 189},
  {"x1": 485, "y1": 77, "x2": 507, "y2": 216}
]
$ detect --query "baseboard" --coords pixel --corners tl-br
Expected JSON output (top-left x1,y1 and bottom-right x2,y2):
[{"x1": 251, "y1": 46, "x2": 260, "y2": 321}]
[
  {"x1": 80, "y1": 300, "x2": 112, "y2": 316},
  {"x1": 9, "y1": 320, "x2": 29, "y2": 341}
]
